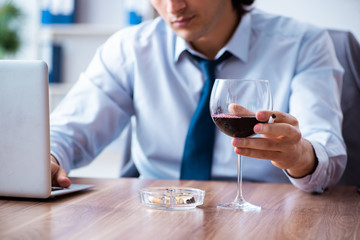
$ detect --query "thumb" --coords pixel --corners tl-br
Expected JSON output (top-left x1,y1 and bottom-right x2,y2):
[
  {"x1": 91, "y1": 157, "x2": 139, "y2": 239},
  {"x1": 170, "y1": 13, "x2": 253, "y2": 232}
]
[{"x1": 51, "y1": 155, "x2": 71, "y2": 188}]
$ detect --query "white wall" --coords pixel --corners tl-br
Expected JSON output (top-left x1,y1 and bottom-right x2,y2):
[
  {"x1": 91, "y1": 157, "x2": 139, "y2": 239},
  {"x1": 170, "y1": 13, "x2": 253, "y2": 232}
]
[
  {"x1": 256, "y1": 0, "x2": 360, "y2": 40},
  {"x1": 12, "y1": 0, "x2": 360, "y2": 60}
]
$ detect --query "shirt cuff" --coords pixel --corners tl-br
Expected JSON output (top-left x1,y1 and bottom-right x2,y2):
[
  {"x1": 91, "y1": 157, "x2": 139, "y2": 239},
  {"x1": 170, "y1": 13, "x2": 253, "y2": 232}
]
[
  {"x1": 284, "y1": 141, "x2": 329, "y2": 193},
  {"x1": 50, "y1": 142, "x2": 72, "y2": 173}
]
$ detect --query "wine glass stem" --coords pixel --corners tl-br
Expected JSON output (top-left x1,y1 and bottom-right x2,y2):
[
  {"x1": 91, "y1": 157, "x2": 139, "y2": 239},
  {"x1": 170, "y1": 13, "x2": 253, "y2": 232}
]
[{"x1": 235, "y1": 154, "x2": 245, "y2": 203}]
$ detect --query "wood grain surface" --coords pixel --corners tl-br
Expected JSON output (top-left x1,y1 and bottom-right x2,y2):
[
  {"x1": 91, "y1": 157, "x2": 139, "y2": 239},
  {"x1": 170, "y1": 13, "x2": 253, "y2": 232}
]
[{"x1": 1, "y1": 178, "x2": 359, "y2": 240}]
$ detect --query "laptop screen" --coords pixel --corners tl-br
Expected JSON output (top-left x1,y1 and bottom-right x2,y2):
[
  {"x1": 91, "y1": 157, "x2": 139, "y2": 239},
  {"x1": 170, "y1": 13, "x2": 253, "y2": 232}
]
[{"x1": 0, "y1": 60, "x2": 52, "y2": 198}]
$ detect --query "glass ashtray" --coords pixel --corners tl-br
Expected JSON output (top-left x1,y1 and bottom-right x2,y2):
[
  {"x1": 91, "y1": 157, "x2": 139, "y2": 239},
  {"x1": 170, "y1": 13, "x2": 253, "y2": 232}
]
[{"x1": 139, "y1": 187, "x2": 205, "y2": 210}]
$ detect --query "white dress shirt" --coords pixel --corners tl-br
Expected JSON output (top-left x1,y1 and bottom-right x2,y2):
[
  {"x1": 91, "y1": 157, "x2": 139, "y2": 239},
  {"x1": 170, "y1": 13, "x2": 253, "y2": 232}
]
[{"x1": 50, "y1": 9, "x2": 346, "y2": 192}]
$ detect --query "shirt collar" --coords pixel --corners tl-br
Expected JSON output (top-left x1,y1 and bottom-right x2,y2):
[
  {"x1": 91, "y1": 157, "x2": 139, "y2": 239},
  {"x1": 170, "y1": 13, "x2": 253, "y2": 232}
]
[
  {"x1": 226, "y1": 12, "x2": 251, "y2": 63},
  {"x1": 173, "y1": 12, "x2": 252, "y2": 63}
]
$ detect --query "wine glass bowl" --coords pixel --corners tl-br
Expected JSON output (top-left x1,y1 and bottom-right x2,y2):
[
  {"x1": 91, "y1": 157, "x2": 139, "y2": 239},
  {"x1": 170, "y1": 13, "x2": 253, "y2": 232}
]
[{"x1": 210, "y1": 79, "x2": 272, "y2": 211}]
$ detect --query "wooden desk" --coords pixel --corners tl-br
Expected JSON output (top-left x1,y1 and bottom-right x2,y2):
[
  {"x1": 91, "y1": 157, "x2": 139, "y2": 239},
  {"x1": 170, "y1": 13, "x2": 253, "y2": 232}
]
[{"x1": 1, "y1": 178, "x2": 359, "y2": 240}]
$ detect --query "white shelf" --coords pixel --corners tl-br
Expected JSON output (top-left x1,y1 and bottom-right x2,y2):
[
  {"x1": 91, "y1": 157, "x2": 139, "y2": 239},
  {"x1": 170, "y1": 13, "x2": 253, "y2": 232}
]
[
  {"x1": 40, "y1": 24, "x2": 123, "y2": 37},
  {"x1": 49, "y1": 82, "x2": 74, "y2": 111},
  {"x1": 49, "y1": 82, "x2": 74, "y2": 93}
]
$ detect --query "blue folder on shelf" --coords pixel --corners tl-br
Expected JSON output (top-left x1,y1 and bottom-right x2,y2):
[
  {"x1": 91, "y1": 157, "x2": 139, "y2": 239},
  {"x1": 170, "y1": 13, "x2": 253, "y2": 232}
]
[{"x1": 41, "y1": 0, "x2": 75, "y2": 24}]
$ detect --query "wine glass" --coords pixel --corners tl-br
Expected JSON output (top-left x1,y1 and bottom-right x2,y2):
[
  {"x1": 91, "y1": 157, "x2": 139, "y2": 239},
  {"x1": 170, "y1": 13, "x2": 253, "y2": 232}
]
[{"x1": 210, "y1": 79, "x2": 272, "y2": 211}]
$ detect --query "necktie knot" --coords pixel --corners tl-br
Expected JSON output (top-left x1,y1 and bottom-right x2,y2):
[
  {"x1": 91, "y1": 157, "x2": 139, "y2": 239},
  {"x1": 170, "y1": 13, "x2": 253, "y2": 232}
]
[
  {"x1": 191, "y1": 51, "x2": 232, "y2": 65},
  {"x1": 190, "y1": 51, "x2": 232, "y2": 82}
]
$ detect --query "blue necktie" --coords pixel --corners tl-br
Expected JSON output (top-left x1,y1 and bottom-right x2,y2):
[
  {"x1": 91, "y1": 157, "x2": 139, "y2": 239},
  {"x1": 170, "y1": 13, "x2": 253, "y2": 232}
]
[{"x1": 181, "y1": 51, "x2": 232, "y2": 180}]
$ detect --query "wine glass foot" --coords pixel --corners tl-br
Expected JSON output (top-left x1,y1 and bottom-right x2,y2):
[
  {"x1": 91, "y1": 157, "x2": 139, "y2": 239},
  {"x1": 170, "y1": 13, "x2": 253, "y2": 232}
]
[{"x1": 217, "y1": 201, "x2": 261, "y2": 212}]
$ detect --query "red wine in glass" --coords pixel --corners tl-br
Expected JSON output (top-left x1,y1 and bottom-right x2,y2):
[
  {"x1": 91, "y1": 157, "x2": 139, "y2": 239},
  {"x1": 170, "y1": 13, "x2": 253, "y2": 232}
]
[{"x1": 212, "y1": 114, "x2": 265, "y2": 138}]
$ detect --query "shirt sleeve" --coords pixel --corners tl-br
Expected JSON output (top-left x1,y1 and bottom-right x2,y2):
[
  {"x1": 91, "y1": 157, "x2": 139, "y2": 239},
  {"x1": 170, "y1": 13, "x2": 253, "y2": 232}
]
[
  {"x1": 285, "y1": 141, "x2": 346, "y2": 193},
  {"x1": 50, "y1": 38, "x2": 135, "y2": 173},
  {"x1": 285, "y1": 28, "x2": 347, "y2": 193}
]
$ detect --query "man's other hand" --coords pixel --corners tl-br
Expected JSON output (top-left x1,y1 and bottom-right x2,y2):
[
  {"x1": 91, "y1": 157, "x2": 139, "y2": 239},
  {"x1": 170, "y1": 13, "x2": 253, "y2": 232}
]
[{"x1": 50, "y1": 155, "x2": 71, "y2": 188}]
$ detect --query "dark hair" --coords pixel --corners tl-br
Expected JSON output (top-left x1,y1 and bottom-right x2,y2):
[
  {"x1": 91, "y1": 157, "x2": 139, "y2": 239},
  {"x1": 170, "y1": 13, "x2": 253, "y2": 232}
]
[{"x1": 232, "y1": 0, "x2": 255, "y2": 17}]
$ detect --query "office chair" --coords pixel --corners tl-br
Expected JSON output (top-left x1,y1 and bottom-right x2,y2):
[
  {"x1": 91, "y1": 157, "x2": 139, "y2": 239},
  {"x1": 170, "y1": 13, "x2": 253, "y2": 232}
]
[
  {"x1": 328, "y1": 29, "x2": 360, "y2": 186},
  {"x1": 118, "y1": 117, "x2": 139, "y2": 177}
]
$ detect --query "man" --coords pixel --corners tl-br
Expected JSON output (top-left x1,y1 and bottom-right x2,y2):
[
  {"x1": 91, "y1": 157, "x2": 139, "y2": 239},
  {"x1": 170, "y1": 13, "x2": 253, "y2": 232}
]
[{"x1": 51, "y1": 0, "x2": 346, "y2": 193}]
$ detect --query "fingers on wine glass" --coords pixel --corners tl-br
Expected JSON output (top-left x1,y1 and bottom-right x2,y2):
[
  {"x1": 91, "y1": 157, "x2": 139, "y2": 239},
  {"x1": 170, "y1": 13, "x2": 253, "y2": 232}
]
[
  {"x1": 256, "y1": 111, "x2": 276, "y2": 122},
  {"x1": 228, "y1": 103, "x2": 255, "y2": 116}
]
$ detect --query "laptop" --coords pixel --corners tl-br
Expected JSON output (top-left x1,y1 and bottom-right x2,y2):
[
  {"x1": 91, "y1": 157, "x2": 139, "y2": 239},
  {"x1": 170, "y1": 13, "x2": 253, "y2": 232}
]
[{"x1": 0, "y1": 60, "x2": 93, "y2": 198}]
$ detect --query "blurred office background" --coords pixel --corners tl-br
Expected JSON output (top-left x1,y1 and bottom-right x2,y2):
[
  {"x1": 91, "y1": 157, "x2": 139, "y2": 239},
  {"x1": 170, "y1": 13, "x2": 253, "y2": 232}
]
[{"x1": 3, "y1": 0, "x2": 360, "y2": 178}]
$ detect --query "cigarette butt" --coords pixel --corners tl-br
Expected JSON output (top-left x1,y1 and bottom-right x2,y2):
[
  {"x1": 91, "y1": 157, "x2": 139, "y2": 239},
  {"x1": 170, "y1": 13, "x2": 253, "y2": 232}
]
[
  {"x1": 150, "y1": 196, "x2": 168, "y2": 204},
  {"x1": 149, "y1": 195, "x2": 195, "y2": 205}
]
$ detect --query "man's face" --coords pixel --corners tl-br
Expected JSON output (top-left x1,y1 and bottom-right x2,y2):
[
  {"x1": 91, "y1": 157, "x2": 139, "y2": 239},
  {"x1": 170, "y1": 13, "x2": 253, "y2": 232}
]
[{"x1": 150, "y1": 0, "x2": 234, "y2": 43}]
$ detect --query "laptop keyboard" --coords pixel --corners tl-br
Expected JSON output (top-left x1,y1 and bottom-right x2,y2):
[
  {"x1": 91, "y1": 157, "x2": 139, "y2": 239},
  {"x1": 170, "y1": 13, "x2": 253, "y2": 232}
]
[{"x1": 51, "y1": 186, "x2": 65, "y2": 192}]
